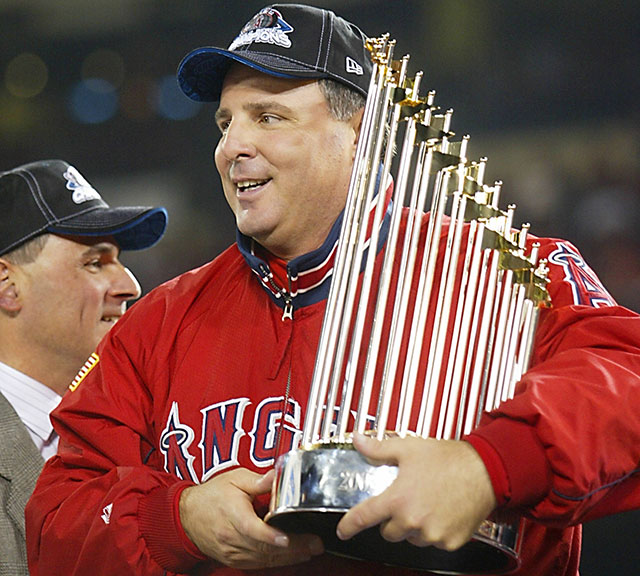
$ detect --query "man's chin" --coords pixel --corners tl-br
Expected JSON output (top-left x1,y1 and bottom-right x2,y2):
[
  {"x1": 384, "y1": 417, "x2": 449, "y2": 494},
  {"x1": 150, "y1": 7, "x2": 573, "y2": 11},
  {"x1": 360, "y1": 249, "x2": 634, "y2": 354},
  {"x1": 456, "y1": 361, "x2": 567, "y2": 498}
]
[
  {"x1": 237, "y1": 220, "x2": 272, "y2": 244},
  {"x1": 95, "y1": 323, "x2": 115, "y2": 342}
]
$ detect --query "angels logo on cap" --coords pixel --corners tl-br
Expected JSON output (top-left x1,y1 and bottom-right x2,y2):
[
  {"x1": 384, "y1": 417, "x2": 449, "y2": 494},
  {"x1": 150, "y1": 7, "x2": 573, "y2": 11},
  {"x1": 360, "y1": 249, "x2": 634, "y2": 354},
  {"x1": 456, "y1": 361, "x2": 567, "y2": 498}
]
[
  {"x1": 64, "y1": 165, "x2": 102, "y2": 204},
  {"x1": 229, "y1": 7, "x2": 294, "y2": 50}
]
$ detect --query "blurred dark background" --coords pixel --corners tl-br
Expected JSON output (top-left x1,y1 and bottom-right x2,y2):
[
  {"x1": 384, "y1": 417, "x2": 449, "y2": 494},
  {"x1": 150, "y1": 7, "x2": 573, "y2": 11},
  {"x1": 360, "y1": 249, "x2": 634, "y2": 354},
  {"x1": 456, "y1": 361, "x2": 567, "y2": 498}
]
[{"x1": 1, "y1": 1, "x2": 638, "y2": 573}]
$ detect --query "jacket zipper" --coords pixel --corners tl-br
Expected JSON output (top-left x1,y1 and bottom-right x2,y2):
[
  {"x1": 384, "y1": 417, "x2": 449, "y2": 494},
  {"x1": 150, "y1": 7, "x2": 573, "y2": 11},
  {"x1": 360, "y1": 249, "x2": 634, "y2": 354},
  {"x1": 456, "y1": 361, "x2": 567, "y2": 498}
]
[
  {"x1": 261, "y1": 264, "x2": 294, "y2": 321},
  {"x1": 272, "y1": 266, "x2": 294, "y2": 458},
  {"x1": 275, "y1": 362, "x2": 294, "y2": 460}
]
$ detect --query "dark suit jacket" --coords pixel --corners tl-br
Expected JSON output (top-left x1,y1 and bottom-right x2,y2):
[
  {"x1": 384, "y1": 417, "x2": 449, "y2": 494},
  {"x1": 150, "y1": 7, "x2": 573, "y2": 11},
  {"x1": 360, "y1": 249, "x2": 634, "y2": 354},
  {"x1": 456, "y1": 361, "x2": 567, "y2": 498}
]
[{"x1": 0, "y1": 392, "x2": 44, "y2": 576}]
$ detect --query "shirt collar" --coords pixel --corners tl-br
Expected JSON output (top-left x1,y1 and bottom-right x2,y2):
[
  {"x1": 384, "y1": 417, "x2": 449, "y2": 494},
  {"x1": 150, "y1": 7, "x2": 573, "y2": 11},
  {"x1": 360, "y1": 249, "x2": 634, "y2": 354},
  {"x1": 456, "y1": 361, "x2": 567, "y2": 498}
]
[{"x1": 0, "y1": 361, "x2": 61, "y2": 445}]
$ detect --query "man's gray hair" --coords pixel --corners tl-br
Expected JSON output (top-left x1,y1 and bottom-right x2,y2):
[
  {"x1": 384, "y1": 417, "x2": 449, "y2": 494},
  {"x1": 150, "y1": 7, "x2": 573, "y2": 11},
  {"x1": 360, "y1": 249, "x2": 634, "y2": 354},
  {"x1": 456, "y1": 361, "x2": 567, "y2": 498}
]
[{"x1": 318, "y1": 78, "x2": 366, "y2": 122}]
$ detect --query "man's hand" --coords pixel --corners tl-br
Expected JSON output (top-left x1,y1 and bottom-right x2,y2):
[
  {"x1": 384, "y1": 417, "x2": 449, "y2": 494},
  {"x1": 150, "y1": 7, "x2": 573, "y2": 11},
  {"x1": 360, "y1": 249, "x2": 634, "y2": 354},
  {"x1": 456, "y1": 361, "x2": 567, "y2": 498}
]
[
  {"x1": 336, "y1": 433, "x2": 497, "y2": 550},
  {"x1": 179, "y1": 468, "x2": 324, "y2": 569}
]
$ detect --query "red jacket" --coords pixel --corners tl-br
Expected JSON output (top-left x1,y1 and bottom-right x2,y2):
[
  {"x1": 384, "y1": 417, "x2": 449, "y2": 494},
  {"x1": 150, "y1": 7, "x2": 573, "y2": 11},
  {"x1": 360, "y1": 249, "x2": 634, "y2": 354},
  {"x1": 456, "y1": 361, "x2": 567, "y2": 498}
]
[{"x1": 26, "y1": 209, "x2": 640, "y2": 576}]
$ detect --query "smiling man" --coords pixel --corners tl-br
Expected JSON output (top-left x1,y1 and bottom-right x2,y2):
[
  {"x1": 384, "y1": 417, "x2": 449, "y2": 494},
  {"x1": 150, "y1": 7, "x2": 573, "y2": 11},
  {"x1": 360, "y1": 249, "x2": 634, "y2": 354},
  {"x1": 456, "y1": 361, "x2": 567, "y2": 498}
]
[
  {"x1": 214, "y1": 64, "x2": 361, "y2": 261},
  {"x1": 0, "y1": 159, "x2": 167, "y2": 575}
]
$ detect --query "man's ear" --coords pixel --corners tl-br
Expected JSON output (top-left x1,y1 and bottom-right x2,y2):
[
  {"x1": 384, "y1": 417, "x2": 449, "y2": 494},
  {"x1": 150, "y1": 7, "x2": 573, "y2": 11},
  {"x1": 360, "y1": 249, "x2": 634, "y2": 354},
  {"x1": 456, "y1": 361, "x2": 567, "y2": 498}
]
[
  {"x1": 0, "y1": 259, "x2": 22, "y2": 314},
  {"x1": 349, "y1": 106, "x2": 365, "y2": 161}
]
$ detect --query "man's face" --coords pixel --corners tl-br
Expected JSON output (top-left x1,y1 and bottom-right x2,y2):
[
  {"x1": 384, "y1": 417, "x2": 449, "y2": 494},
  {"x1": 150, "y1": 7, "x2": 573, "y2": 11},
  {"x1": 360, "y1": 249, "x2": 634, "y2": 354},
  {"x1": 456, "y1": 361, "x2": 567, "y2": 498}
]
[
  {"x1": 214, "y1": 64, "x2": 362, "y2": 261},
  {"x1": 15, "y1": 234, "x2": 141, "y2": 369}
]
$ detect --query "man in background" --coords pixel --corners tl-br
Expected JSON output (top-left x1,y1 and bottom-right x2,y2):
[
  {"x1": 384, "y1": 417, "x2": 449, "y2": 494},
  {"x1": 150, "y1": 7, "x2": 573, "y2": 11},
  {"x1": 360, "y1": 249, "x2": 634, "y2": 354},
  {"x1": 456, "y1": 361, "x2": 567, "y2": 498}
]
[{"x1": 0, "y1": 159, "x2": 167, "y2": 574}]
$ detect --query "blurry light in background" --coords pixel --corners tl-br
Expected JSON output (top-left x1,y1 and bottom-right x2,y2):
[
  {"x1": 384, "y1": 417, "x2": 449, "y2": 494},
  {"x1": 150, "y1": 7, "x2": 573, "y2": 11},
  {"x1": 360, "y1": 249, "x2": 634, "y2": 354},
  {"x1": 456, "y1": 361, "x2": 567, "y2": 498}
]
[
  {"x1": 68, "y1": 78, "x2": 118, "y2": 124},
  {"x1": 81, "y1": 49, "x2": 125, "y2": 88},
  {"x1": 153, "y1": 75, "x2": 202, "y2": 121},
  {"x1": 0, "y1": 94, "x2": 37, "y2": 136},
  {"x1": 5, "y1": 52, "x2": 48, "y2": 98},
  {"x1": 121, "y1": 76, "x2": 155, "y2": 121}
]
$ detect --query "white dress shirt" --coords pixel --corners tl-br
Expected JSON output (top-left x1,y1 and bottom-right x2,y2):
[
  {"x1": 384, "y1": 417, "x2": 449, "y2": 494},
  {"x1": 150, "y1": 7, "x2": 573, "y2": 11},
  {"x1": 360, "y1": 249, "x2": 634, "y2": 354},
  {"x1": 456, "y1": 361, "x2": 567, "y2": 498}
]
[{"x1": 0, "y1": 360, "x2": 61, "y2": 460}]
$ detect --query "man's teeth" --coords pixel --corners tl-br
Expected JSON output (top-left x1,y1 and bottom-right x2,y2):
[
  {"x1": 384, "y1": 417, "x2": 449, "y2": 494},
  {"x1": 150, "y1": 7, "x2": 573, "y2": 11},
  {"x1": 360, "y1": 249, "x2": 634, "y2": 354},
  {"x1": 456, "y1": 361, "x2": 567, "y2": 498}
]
[{"x1": 237, "y1": 179, "x2": 268, "y2": 191}]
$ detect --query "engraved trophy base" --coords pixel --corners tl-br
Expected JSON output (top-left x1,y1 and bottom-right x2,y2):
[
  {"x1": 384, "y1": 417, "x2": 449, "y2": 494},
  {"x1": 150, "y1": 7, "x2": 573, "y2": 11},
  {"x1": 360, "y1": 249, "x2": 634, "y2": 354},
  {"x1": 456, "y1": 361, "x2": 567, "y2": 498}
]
[{"x1": 266, "y1": 445, "x2": 520, "y2": 575}]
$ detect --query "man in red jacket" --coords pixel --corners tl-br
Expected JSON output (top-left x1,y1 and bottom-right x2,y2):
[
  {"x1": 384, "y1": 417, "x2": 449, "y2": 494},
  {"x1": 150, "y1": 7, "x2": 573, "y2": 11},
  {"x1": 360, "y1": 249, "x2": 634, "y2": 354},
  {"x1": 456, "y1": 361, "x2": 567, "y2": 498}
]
[{"x1": 26, "y1": 4, "x2": 640, "y2": 576}]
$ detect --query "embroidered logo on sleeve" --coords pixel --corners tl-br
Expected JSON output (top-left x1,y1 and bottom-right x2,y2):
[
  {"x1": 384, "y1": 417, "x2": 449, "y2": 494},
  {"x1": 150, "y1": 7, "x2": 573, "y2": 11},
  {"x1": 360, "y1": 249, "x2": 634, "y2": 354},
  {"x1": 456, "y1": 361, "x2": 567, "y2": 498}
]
[
  {"x1": 69, "y1": 352, "x2": 100, "y2": 392},
  {"x1": 548, "y1": 242, "x2": 616, "y2": 307},
  {"x1": 101, "y1": 503, "x2": 113, "y2": 525}
]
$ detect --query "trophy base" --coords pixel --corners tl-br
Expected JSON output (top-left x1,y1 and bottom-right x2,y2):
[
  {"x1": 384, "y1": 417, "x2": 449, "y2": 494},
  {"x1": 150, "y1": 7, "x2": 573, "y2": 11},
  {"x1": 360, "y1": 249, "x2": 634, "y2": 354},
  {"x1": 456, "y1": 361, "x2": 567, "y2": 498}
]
[{"x1": 267, "y1": 446, "x2": 520, "y2": 575}]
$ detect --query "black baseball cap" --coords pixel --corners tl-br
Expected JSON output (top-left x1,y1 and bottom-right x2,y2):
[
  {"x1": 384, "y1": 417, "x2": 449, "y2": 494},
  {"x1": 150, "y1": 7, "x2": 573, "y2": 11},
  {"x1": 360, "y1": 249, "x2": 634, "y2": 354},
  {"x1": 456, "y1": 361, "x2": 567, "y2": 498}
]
[
  {"x1": 0, "y1": 159, "x2": 168, "y2": 256},
  {"x1": 177, "y1": 3, "x2": 372, "y2": 102}
]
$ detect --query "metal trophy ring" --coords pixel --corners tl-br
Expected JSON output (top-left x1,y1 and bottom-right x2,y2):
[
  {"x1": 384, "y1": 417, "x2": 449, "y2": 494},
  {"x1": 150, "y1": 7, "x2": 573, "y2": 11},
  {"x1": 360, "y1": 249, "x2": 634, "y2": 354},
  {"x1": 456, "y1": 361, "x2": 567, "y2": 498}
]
[{"x1": 267, "y1": 441, "x2": 520, "y2": 574}]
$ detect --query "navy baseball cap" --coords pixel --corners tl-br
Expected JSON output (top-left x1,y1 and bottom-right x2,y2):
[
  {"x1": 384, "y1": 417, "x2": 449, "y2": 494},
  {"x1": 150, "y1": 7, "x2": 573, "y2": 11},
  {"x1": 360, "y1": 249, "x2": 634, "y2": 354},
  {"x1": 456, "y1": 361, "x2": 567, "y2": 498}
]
[
  {"x1": 177, "y1": 3, "x2": 373, "y2": 102},
  {"x1": 0, "y1": 159, "x2": 168, "y2": 255}
]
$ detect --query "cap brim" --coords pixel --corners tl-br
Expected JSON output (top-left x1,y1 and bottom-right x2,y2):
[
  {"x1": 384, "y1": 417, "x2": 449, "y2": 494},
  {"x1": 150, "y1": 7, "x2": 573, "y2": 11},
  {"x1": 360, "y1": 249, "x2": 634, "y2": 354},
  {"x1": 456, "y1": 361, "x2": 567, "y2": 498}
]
[
  {"x1": 46, "y1": 206, "x2": 168, "y2": 251},
  {"x1": 177, "y1": 46, "x2": 327, "y2": 103}
]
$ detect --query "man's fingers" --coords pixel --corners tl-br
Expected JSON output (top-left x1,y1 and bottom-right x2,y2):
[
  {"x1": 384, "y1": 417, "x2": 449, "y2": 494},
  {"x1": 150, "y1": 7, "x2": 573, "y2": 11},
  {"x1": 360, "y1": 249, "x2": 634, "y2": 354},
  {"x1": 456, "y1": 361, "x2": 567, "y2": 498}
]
[
  {"x1": 378, "y1": 519, "x2": 409, "y2": 543},
  {"x1": 245, "y1": 534, "x2": 324, "y2": 569},
  {"x1": 336, "y1": 434, "x2": 403, "y2": 540},
  {"x1": 230, "y1": 470, "x2": 324, "y2": 553},
  {"x1": 351, "y1": 432, "x2": 400, "y2": 466},
  {"x1": 336, "y1": 493, "x2": 391, "y2": 541},
  {"x1": 229, "y1": 468, "x2": 274, "y2": 497},
  {"x1": 253, "y1": 469, "x2": 275, "y2": 495},
  {"x1": 237, "y1": 509, "x2": 291, "y2": 548}
]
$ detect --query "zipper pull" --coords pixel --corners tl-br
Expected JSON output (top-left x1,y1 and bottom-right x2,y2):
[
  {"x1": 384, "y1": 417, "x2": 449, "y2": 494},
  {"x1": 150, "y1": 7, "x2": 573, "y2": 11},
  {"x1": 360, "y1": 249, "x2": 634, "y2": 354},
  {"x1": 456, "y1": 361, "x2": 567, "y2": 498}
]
[{"x1": 282, "y1": 300, "x2": 294, "y2": 321}]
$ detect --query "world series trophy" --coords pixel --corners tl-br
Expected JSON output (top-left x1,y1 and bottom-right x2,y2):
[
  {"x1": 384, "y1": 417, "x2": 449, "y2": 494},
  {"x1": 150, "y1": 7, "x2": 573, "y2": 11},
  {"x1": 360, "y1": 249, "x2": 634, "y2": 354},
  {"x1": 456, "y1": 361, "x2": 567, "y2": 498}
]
[{"x1": 266, "y1": 34, "x2": 551, "y2": 574}]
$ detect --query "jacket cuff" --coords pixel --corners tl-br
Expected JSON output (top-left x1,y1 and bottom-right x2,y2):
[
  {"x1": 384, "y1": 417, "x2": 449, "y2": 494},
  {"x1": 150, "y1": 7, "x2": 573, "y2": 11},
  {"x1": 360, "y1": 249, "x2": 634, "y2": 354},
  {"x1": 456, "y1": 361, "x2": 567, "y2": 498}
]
[
  {"x1": 138, "y1": 482, "x2": 208, "y2": 572},
  {"x1": 464, "y1": 435, "x2": 510, "y2": 506},
  {"x1": 465, "y1": 419, "x2": 552, "y2": 509}
]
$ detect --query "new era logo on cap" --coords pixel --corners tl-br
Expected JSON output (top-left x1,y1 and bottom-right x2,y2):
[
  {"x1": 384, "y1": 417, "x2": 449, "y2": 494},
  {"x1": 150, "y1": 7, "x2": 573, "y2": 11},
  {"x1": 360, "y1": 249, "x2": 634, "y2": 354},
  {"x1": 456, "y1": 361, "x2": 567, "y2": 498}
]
[{"x1": 345, "y1": 56, "x2": 364, "y2": 76}]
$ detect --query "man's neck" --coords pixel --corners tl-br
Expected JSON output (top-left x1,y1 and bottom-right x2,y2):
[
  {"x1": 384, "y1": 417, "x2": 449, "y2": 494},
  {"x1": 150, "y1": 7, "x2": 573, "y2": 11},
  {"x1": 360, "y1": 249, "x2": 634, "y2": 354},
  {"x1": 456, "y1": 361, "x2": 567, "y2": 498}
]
[{"x1": 0, "y1": 344, "x2": 76, "y2": 396}]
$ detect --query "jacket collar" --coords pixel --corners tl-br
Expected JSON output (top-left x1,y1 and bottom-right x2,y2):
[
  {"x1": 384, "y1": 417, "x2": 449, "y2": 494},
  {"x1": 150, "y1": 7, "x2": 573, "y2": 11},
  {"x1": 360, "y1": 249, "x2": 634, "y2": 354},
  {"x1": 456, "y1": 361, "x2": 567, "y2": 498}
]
[{"x1": 238, "y1": 182, "x2": 394, "y2": 310}]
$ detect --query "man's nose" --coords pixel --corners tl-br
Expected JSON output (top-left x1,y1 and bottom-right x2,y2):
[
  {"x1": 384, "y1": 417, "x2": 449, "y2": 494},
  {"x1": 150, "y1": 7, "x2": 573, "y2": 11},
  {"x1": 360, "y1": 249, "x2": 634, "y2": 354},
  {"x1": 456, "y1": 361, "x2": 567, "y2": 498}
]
[
  {"x1": 217, "y1": 119, "x2": 257, "y2": 162},
  {"x1": 111, "y1": 265, "x2": 142, "y2": 301}
]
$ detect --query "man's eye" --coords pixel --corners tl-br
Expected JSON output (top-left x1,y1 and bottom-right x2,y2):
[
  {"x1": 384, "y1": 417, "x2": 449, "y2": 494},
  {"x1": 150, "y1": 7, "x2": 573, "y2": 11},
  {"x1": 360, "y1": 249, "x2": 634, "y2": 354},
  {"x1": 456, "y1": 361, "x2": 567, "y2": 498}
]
[
  {"x1": 216, "y1": 116, "x2": 231, "y2": 133},
  {"x1": 260, "y1": 114, "x2": 280, "y2": 125},
  {"x1": 86, "y1": 259, "x2": 103, "y2": 270}
]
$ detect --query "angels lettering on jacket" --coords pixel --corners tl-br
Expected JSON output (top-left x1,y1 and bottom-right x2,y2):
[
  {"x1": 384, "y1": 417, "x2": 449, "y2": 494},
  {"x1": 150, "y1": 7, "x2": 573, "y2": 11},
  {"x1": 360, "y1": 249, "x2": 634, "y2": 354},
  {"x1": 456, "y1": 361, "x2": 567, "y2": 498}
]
[{"x1": 159, "y1": 398, "x2": 375, "y2": 483}]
